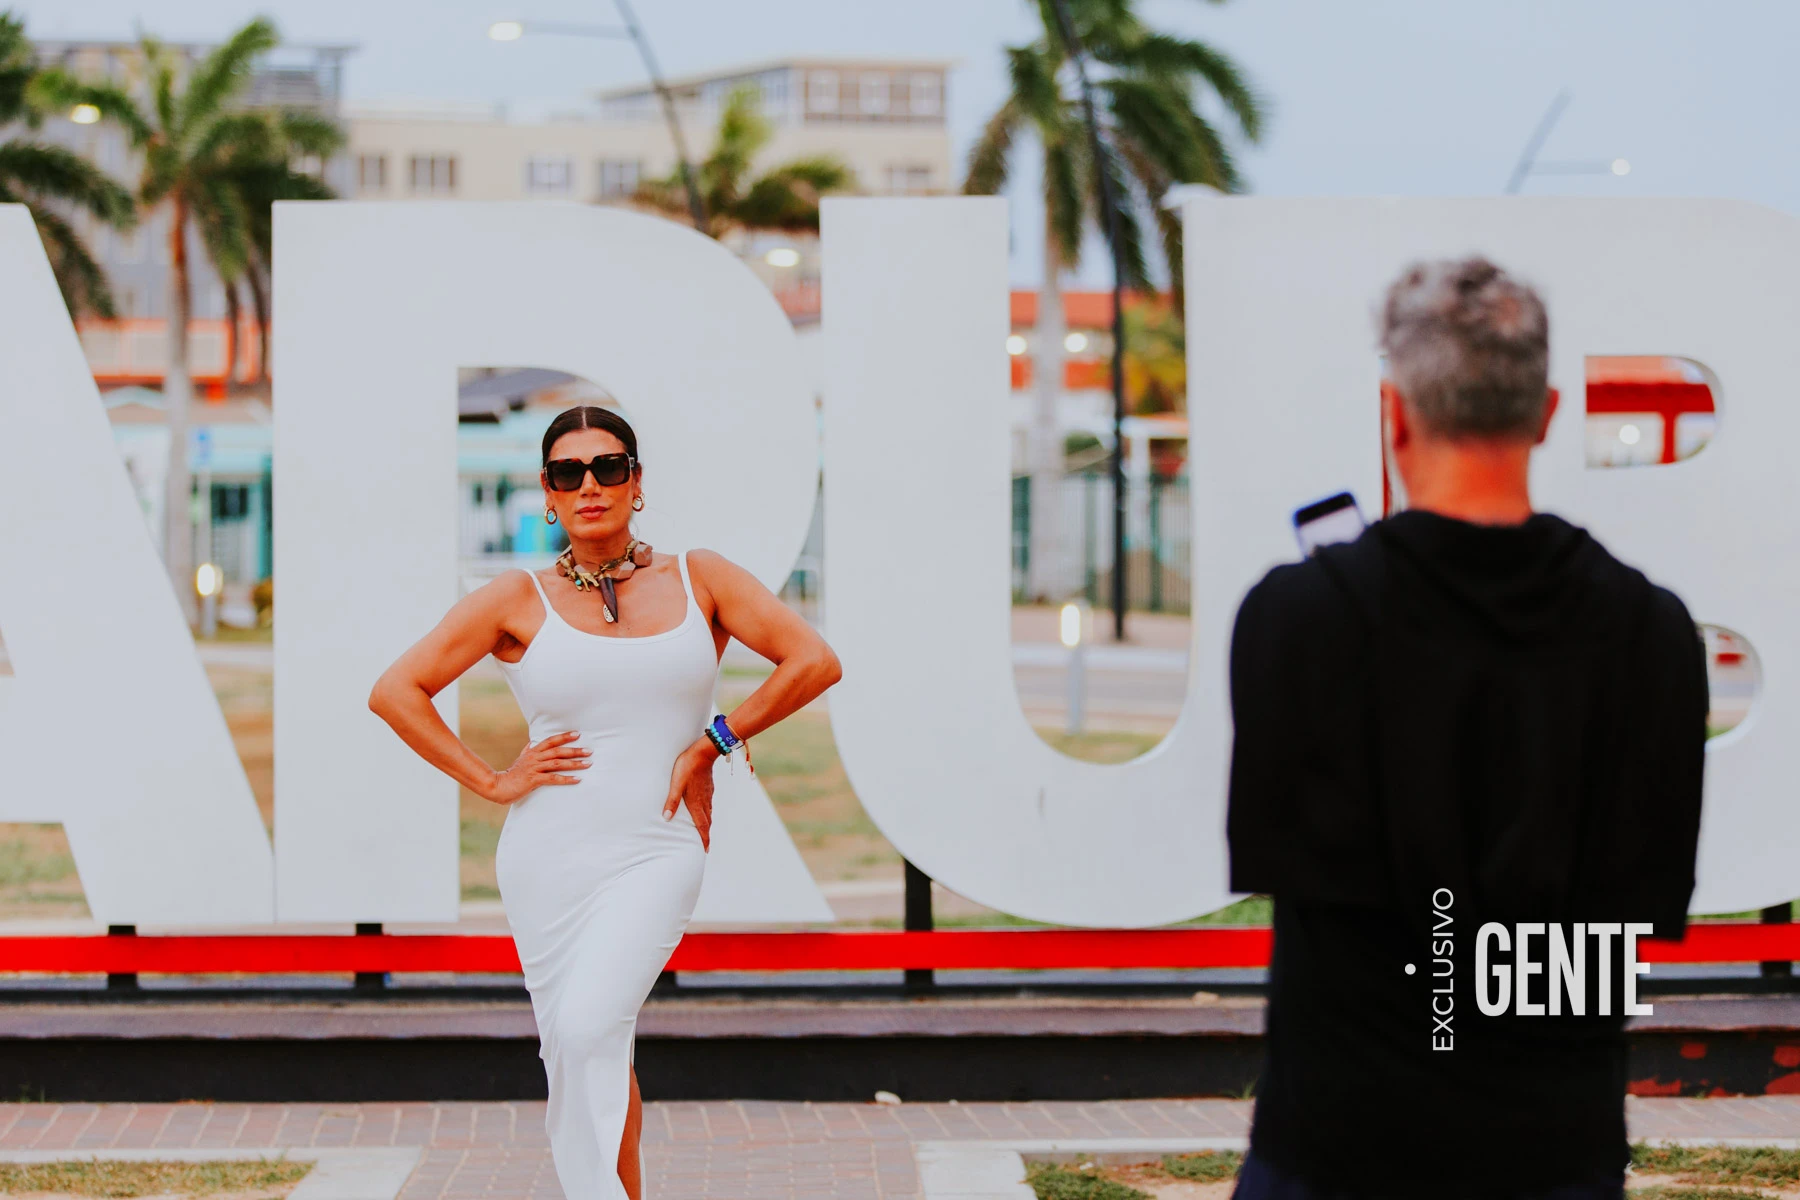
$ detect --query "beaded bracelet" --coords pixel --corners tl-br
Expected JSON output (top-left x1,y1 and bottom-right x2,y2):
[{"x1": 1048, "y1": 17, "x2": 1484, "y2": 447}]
[{"x1": 704, "y1": 715, "x2": 753, "y2": 774}]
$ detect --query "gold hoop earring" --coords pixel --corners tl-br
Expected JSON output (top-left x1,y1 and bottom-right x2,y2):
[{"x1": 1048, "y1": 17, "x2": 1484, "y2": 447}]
[
  {"x1": 545, "y1": 507, "x2": 557, "y2": 525},
  {"x1": 632, "y1": 496, "x2": 644, "y2": 512}
]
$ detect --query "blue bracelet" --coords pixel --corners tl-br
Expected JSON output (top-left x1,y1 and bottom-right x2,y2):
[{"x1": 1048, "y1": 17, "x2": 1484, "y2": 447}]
[{"x1": 707, "y1": 715, "x2": 742, "y2": 755}]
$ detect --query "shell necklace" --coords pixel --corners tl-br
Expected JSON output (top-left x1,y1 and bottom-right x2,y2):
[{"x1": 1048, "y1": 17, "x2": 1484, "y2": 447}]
[{"x1": 555, "y1": 539, "x2": 653, "y2": 624}]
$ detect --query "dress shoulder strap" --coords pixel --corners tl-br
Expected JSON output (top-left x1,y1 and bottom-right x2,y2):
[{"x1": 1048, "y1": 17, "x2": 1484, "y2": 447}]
[
  {"x1": 676, "y1": 551, "x2": 697, "y2": 614},
  {"x1": 519, "y1": 567, "x2": 558, "y2": 623}
]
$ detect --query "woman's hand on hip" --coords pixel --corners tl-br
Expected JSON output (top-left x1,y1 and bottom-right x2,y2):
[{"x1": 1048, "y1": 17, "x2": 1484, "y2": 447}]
[
  {"x1": 482, "y1": 731, "x2": 589, "y2": 804},
  {"x1": 664, "y1": 738, "x2": 720, "y2": 851}
]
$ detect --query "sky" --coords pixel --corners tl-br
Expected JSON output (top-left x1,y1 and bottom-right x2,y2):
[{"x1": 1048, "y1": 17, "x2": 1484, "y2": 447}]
[{"x1": 23, "y1": 0, "x2": 1800, "y2": 285}]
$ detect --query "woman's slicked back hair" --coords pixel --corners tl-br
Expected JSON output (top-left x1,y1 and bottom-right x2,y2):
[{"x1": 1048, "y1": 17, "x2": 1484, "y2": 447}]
[{"x1": 541, "y1": 406, "x2": 640, "y2": 466}]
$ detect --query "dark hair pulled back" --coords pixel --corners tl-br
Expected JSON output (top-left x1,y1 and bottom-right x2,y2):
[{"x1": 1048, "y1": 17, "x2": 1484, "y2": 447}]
[{"x1": 540, "y1": 406, "x2": 640, "y2": 467}]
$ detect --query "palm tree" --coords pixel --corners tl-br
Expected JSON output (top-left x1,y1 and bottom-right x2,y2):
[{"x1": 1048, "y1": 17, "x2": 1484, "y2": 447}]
[
  {"x1": 0, "y1": 12, "x2": 135, "y2": 317},
  {"x1": 635, "y1": 85, "x2": 854, "y2": 239},
  {"x1": 230, "y1": 147, "x2": 336, "y2": 389},
  {"x1": 965, "y1": 0, "x2": 1265, "y2": 599},
  {"x1": 206, "y1": 115, "x2": 342, "y2": 391},
  {"x1": 33, "y1": 18, "x2": 339, "y2": 619}
]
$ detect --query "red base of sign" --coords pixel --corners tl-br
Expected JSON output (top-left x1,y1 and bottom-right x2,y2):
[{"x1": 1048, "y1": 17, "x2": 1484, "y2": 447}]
[{"x1": 0, "y1": 924, "x2": 1790, "y2": 976}]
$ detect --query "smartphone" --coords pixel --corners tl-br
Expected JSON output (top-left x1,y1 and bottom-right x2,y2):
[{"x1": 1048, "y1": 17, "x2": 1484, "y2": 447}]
[{"x1": 1293, "y1": 492, "x2": 1366, "y2": 558}]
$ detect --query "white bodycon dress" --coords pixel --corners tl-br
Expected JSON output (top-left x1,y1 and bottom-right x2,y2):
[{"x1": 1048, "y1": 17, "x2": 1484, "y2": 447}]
[{"x1": 494, "y1": 554, "x2": 715, "y2": 1199}]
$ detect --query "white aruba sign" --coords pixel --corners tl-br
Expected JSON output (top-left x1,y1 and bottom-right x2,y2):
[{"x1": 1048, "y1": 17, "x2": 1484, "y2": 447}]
[{"x1": 0, "y1": 196, "x2": 1791, "y2": 927}]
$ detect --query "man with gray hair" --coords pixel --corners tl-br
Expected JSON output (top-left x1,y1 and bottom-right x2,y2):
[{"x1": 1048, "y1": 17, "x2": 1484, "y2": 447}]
[{"x1": 1225, "y1": 257, "x2": 1707, "y2": 1199}]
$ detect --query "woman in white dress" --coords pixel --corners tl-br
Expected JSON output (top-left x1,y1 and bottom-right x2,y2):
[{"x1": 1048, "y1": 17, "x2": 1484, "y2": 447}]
[{"x1": 369, "y1": 406, "x2": 841, "y2": 1199}]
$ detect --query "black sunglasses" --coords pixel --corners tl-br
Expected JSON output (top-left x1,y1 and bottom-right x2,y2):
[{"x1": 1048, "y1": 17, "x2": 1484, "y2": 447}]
[{"x1": 544, "y1": 453, "x2": 637, "y2": 492}]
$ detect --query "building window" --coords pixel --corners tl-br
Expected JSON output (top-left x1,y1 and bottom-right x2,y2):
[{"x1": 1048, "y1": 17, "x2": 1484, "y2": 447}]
[
  {"x1": 597, "y1": 159, "x2": 641, "y2": 198},
  {"x1": 409, "y1": 154, "x2": 457, "y2": 194},
  {"x1": 807, "y1": 70, "x2": 839, "y2": 114},
  {"x1": 859, "y1": 73, "x2": 890, "y2": 116},
  {"x1": 356, "y1": 154, "x2": 387, "y2": 192},
  {"x1": 909, "y1": 73, "x2": 942, "y2": 117},
  {"x1": 884, "y1": 164, "x2": 934, "y2": 195},
  {"x1": 760, "y1": 69, "x2": 789, "y2": 112},
  {"x1": 525, "y1": 155, "x2": 574, "y2": 195}
]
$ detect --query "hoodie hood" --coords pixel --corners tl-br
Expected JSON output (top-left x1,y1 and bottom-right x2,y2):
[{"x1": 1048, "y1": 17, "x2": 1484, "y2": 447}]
[{"x1": 1374, "y1": 509, "x2": 1640, "y2": 649}]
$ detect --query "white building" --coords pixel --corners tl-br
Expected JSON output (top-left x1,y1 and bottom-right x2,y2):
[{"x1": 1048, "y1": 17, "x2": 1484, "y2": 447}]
[{"x1": 346, "y1": 58, "x2": 954, "y2": 207}]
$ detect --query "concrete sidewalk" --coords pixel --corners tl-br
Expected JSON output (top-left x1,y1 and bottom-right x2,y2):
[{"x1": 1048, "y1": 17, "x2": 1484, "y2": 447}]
[{"x1": 5, "y1": 1097, "x2": 1800, "y2": 1199}]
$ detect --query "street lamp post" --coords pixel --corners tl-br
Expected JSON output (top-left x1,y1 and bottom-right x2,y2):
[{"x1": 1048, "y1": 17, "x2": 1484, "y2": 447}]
[
  {"x1": 488, "y1": 4, "x2": 706, "y2": 233},
  {"x1": 1061, "y1": 602, "x2": 1087, "y2": 735},
  {"x1": 1504, "y1": 90, "x2": 1630, "y2": 194},
  {"x1": 195, "y1": 563, "x2": 221, "y2": 639}
]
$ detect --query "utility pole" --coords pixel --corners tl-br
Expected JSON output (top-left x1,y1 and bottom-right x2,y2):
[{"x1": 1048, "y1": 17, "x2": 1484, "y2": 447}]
[
  {"x1": 489, "y1": 4, "x2": 706, "y2": 233},
  {"x1": 1047, "y1": 0, "x2": 1129, "y2": 641}
]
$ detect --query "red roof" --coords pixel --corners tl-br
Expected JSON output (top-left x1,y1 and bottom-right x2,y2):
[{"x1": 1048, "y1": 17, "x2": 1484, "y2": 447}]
[{"x1": 1010, "y1": 290, "x2": 1168, "y2": 329}]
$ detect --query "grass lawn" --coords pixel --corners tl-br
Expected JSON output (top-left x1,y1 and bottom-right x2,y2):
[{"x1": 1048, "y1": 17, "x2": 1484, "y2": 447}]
[
  {"x1": 457, "y1": 671, "x2": 1177, "y2": 913},
  {"x1": 1027, "y1": 1151, "x2": 1244, "y2": 1199},
  {"x1": 0, "y1": 656, "x2": 1268, "y2": 928},
  {"x1": 1023, "y1": 1145, "x2": 1800, "y2": 1199},
  {"x1": 0, "y1": 1157, "x2": 309, "y2": 1197}
]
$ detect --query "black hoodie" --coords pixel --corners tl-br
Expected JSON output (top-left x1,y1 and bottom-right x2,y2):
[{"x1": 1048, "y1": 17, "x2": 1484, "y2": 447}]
[{"x1": 1227, "y1": 510, "x2": 1707, "y2": 1197}]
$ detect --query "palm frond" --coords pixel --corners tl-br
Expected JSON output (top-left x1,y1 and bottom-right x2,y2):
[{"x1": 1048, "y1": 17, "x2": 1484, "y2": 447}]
[
  {"x1": 191, "y1": 111, "x2": 280, "y2": 166},
  {"x1": 176, "y1": 17, "x2": 278, "y2": 142},
  {"x1": 1181, "y1": 106, "x2": 1243, "y2": 193},
  {"x1": 0, "y1": 141, "x2": 135, "y2": 226},
  {"x1": 144, "y1": 35, "x2": 177, "y2": 135},
  {"x1": 1104, "y1": 76, "x2": 1217, "y2": 182},
  {"x1": 1107, "y1": 75, "x2": 1240, "y2": 192},
  {"x1": 1042, "y1": 133, "x2": 1086, "y2": 270},
  {"x1": 1006, "y1": 42, "x2": 1065, "y2": 130},
  {"x1": 270, "y1": 108, "x2": 345, "y2": 158},
  {"x1": 192, "y1": 172, "x2": 251, "y2": 282},
  {"x1": 1115, "y1": 134, "x2": 1186, "y2": 310},
  {"x1": 734, "y1": 175, "x2": 823, "y2": 232},
  {"x1": 1033, "y1": 0, "x2": 1066, "y2": 55},
  {"x1": 1121, "y1": 33, "x2": 1266, "y2": 141},
  {"x1": 701, "y1": 86, "x2": 771, "y2": 210},
  {"x1": 0, "y1": 11, "x2": 37, "y2": 127},
  {"x1": 228, "y1": 159, "x2": 331, "y2": 262},
  {"x1": 760, "y1": 154, "x2": 853, "y2": 194},
  {"x1": 731, "y1": 154, "x2": 853, "y2": 230},
  {"x1": 1090, "y1": 136, "x2": 1149, "y2": 290},
  {"x1": 28, "y1": 202, "x2": 116, "y2": 318},
  {"x1": 26, "y1": 73, "x2": 154, "y2": 146},
  {"x1": 1066, "y1": 0, "x2": 1145, "y2": 51},
  {"x1": 962, "y1": 98, "x2": 1020, "y2": 195},
  {"x1": 139, "y1": 142, "x2": 182, "y2": 206}
]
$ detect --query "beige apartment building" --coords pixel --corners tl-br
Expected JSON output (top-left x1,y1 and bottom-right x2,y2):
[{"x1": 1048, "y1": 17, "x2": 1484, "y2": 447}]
[{"x1": 346, "y1": 58, "x2": 954, "y2": 206}]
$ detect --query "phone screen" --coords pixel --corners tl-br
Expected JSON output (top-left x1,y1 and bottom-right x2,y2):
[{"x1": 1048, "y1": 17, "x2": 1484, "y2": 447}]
[{"x1": 1293, "y1": 492, "x2": 1366, "y2": 558}]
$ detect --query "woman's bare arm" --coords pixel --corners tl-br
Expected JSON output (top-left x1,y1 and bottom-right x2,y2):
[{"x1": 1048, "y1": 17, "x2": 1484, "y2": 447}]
[
  {"x1": 690, "y1": 549, "x2": 842, "y2": 740},
  {"x1": 368, "y1": 572, "x2": 589, "y2": 803},
  {"x1": 660, "y1": 550, "x2": 841, "y2": 846}
]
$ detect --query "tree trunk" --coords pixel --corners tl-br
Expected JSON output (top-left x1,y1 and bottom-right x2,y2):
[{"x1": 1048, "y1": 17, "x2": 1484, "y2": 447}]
[
  {"x1": 162, "y1": 196, "x2": 198, "y2": 626},
  {"x1": 1027, "y1": 222, "x2": 1068, "y2": 601},
  {"x1": 221, "y1": 277, "x2": 241, "y2": 397},
  {"x1": 245, "y1": 262, "x2": 270, "y2": 386}
]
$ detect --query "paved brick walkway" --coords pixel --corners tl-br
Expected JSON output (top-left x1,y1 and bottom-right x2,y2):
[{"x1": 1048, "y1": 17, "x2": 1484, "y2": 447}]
[{"x1": 3, "y1": 1098, "x2": 1800, "y2": 1198}]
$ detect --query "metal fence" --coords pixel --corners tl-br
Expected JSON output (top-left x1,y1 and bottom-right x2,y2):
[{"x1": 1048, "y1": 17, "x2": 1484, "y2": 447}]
[{"x1": 1012, "y1": 473, "x2": 1192, "y2": 613}]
